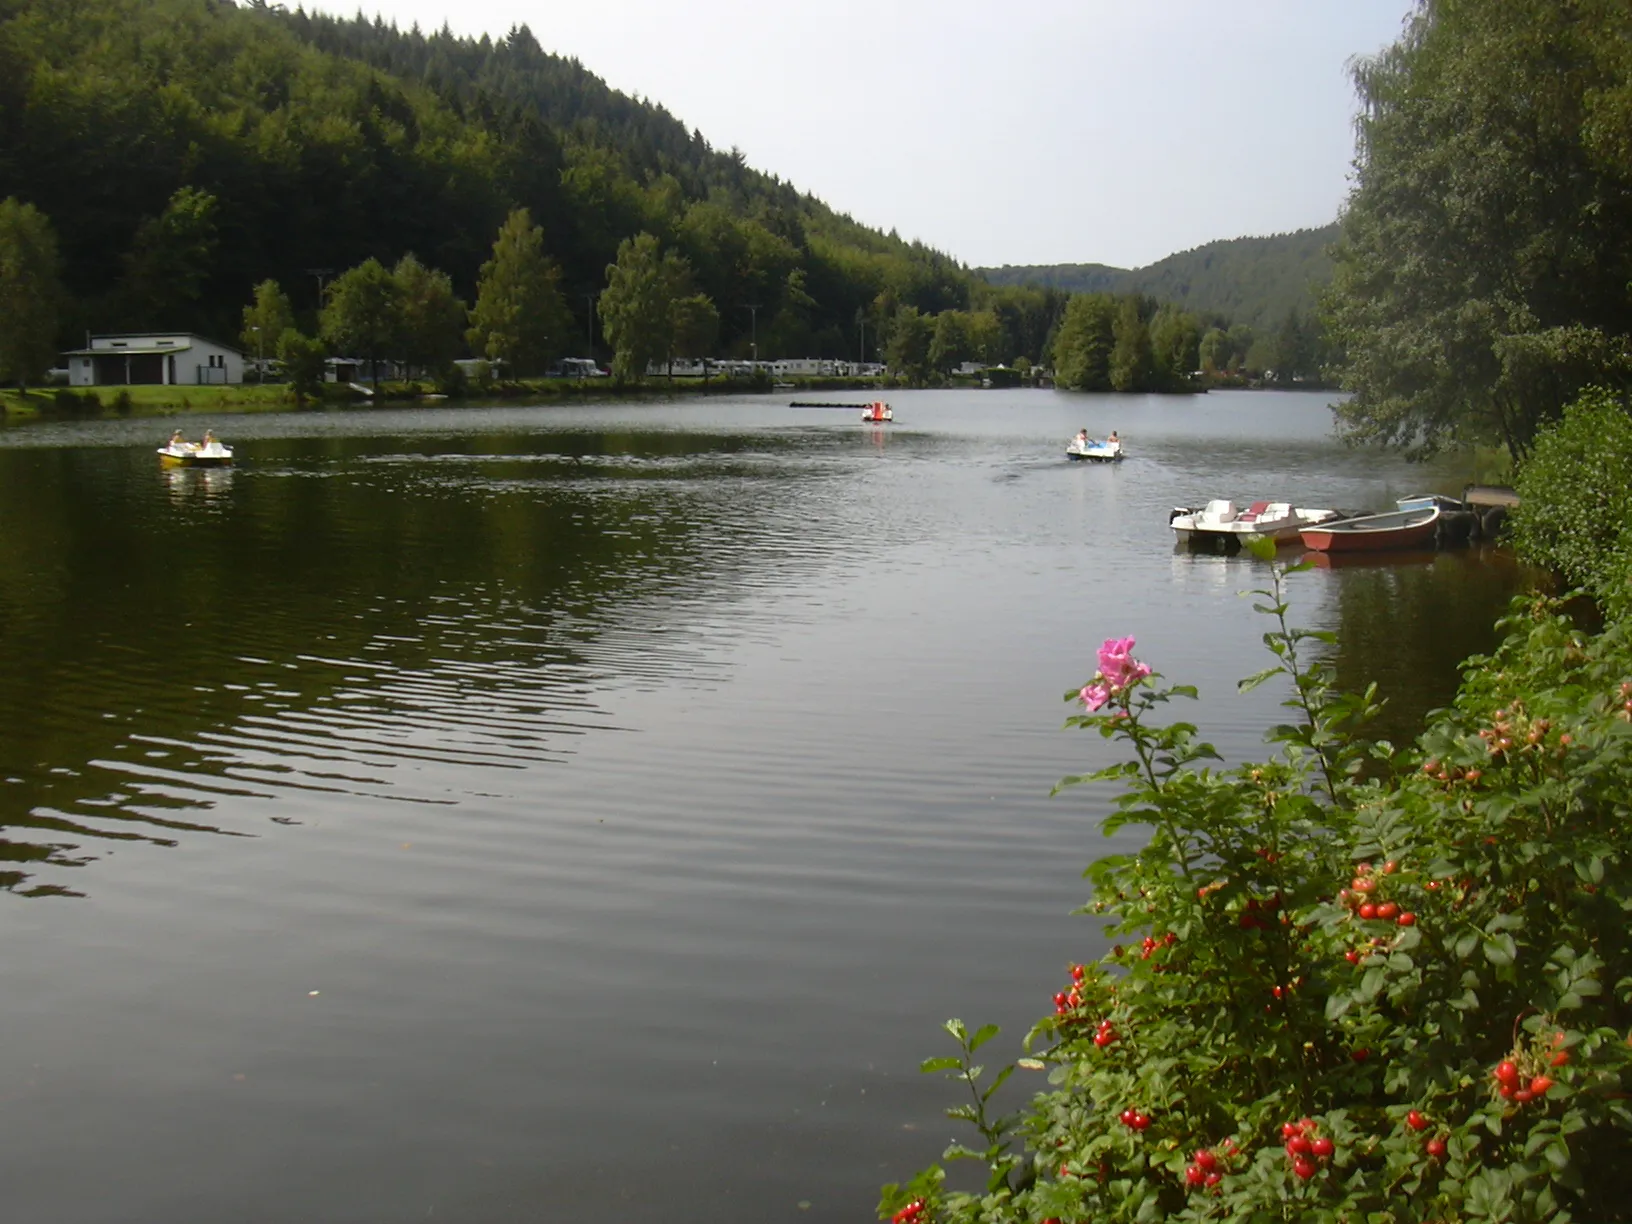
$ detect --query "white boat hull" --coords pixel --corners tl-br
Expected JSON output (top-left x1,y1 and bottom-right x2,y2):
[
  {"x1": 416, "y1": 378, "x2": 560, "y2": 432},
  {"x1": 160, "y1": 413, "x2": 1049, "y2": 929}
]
[
  {"x1": 1066, "y1": 443, "x2": 1122, "y2": 462},
  {"x1": 158, "y1": 444, "x2": 234, "y2": 467},
  {"x1": 1170, "y1": 500, "x2": 1337, "y2": 549}
]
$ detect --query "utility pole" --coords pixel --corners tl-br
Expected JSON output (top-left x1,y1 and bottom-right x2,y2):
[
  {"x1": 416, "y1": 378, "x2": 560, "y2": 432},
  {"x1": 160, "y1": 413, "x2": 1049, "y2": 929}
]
[
  {"x1": 306, "y1": 267, "x2": 334, "y2": 306},
  {"x1": 584, "y1": 292, "x2": 599, "y2": 357},
  {"x1": 252, "y1": 326, "x2": 263, "y2": 385},
  {"x1": 741, "y1": 304, "x2": 761, "y2": 365}
]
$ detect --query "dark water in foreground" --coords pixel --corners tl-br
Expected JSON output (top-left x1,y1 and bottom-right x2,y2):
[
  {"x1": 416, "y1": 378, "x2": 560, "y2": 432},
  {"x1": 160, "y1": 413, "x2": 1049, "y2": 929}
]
[{"x1": 0, "y1": 390, "x2": 1529, "y2": 1222}]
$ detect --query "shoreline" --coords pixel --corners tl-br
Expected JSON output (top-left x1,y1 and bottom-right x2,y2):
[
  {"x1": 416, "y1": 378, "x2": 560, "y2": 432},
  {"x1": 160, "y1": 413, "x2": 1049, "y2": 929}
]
[{"x1": 0, "y1": 375, "x2": 1338, "y2": 429}]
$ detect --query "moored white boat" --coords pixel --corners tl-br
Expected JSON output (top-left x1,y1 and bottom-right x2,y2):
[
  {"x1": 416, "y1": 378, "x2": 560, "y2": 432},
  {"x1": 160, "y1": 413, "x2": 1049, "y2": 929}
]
[
  {"x1": 1169, "y1": 499, "x2": 1339, "y2": 548},
  {"x1": 1396, "y1": 493, "x2": 1465, "y2": 513}
]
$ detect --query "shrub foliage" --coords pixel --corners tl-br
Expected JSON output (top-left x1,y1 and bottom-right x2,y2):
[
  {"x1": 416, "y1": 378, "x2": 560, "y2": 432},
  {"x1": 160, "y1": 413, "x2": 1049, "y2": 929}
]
[
  {"x1": 1510, "y1": 387, "x2": 1632, "y2": 622},
  {"x1": 884, "y1": 557, "x2": 1632, "y2": 1223}
]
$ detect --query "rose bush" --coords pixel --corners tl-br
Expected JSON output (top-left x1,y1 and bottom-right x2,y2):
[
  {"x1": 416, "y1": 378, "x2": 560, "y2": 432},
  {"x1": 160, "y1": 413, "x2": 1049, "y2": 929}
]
[{"x1": 883, "y1": 557, "x2": 1632, "y2": 1223}]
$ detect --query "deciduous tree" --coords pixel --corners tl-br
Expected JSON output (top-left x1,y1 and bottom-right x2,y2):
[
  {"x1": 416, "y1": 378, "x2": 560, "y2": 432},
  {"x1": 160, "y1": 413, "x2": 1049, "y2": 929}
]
[
  {"x1": 1051, "y1": 293, "x2": 1116, "y2": 391},
  {"x1": 466, "y1": 208, "x2": 572, "y2": 377},
  {"x1": 1326, "y1": 0, "x2": 1632, "y2": 460},
  {"x1": 394, "y1": 254, "x2": 465, "y2": 377},
  {"x1": 240, "y1": 280, "x2": 294, "y2": 377},
  {"x1": 321, "y1": 258, "x2": 402, "y2": 385},
  {"x1": 884, "y1": 305, "x2": 932, "y2": 384},
  {"x1": 120, "y1": 186, "x2": 219, "y2": 331},
  {"x1": 1149, "y1": 305, "x2": 1200, "y2": 385},
  {"x1": 928, "y1": 310, "x2": 970, "y2": 373},
  {"x1": 0, "y1": 198, "x2": 62, "y2": 391},
  {"x1": 670, "y1": 293, "x2": 719, "y2": 374},
  {"x1": 598, "y1": 232, "x2": 691, "y2": 381},
  {"x1": 276, "y1": 328, "x2": 327, "y2": 402},
  {"x1": 1198, "y1": 326, "x2": 1229, "y2": 374},
  {"x1": 1109, "y1": 297, "x2": 1152, "y2": 392}
]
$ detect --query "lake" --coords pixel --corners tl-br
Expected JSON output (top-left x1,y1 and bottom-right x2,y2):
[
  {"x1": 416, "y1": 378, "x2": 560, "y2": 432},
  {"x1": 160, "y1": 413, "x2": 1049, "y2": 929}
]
[{"x1": 0, "y1": 389, "x2": 1530, "y2": 1222}]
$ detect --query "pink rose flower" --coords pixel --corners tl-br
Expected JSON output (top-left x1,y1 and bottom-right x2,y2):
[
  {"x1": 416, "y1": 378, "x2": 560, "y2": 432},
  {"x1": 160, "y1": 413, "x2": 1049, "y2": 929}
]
[
  {"x1": 1079, "y1": 682, "x2": 1112, "y2": 711},
  {"x1": 1097, "y1": 636, "x2": 1151, "y2": 691},
  {"x1": 1079, "y1": 637, "x2": 1151, "y2": 711}
]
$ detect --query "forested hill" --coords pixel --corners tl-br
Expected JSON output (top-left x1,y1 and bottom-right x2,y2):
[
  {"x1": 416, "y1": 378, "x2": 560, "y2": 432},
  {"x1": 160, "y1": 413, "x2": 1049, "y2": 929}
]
[
  {"x1": 978, "y1": 225, "x2": 1339, "y2": 331},
  {"x1": 0, "y1": 0, "x2": 1011, "y2": 361}
]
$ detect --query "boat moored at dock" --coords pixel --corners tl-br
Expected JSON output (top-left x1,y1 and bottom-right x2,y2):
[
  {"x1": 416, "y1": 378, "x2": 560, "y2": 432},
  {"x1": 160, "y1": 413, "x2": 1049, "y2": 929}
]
[
  {"x1": 1300, "y1": 504, "x2": 1442, "y2": 552},
  {"x1": 1170, "y1": 499, "x2": 1339, "y2": 549}
]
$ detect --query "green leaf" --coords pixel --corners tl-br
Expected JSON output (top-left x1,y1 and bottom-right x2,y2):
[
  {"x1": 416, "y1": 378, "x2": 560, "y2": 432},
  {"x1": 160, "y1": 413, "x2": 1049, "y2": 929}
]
[
  {"x1": 1244, "y1": 535, "x2": 1277, "y2": 561},
  {"x1": 1545, "y1": 1138, "x2": 1571, "y2": 1172},
  {"x1": 969, "y1": 1024, "x2": 999, "y2": 1053},
  {"x1": 1238, "y1": 666, "x2": 1284, "y2": 694},
  {"x1": 982, "y1": 1063, "x2": 1016, "y2": 1102},
  {"x1": 920, "y1": 1056, "x2": 962, "y2": 1074},
  {"x1": 1483, "y1": 933, "x2": 1517, "y2": 966}
]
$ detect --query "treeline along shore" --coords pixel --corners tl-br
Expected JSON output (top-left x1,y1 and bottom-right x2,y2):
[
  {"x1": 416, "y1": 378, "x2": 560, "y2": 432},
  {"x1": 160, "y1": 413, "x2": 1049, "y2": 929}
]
[{"x1": 0, "y1": 0, "x2": 1330, "y2": 415}]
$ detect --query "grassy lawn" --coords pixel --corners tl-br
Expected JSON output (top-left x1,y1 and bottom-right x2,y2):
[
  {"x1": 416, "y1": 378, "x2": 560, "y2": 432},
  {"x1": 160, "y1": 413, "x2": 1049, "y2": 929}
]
[{"x1": 1, "y1": 382, "x2": 298, "y2": 423}]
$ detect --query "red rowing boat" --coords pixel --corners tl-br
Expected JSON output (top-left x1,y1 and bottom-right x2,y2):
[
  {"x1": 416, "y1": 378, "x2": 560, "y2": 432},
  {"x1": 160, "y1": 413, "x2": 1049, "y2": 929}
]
[{"x1": 1299, "y1": 505, "x2": 1441, "y2": 552}]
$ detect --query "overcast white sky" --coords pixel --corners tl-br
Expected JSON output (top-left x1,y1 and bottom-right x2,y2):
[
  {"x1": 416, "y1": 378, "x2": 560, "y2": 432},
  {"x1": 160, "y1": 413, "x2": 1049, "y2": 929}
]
[{"x1": 309, "y1": 0, "x2": 1416, "y2": 270}]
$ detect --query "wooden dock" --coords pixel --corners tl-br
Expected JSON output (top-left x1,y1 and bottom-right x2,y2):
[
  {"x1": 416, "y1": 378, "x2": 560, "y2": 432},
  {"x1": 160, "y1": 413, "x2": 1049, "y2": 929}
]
[{"x1": 1463, "y1": 484, "x2": 1520, "y2": 508}]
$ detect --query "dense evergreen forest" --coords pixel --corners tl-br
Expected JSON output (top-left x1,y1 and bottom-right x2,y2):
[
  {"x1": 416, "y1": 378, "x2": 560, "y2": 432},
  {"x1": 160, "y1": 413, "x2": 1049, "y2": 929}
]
[
  {"x1": 979, "y1": 225, "x2": 1339, "y2": 332},
  {"x1": 0, "y1": 0, "x2": 1322, "y2": 389}
]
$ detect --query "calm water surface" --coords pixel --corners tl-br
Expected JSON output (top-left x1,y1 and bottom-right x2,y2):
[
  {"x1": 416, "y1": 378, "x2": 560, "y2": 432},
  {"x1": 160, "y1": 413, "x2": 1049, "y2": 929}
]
[{"x1": 0, "y1": 390, "x2": 1529, "y2": 1222}]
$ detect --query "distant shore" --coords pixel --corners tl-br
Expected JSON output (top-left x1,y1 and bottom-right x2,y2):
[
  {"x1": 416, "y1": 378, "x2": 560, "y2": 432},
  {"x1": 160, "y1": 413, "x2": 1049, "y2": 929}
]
[{"x1": 0, "y1": 373, "x2": 1336, "y2": 427}]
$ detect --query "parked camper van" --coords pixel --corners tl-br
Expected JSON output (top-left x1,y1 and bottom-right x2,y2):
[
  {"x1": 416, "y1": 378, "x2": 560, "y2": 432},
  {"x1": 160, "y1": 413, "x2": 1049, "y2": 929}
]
[{"x1": 548, "y1": 358, "x2": 607, "y2": 378}]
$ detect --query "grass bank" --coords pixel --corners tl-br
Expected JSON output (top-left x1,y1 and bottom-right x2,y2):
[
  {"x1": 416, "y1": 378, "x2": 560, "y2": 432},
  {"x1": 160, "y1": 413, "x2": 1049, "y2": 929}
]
[{"x1": 0, "y1": 383, "x2": 294, "y2": 423}]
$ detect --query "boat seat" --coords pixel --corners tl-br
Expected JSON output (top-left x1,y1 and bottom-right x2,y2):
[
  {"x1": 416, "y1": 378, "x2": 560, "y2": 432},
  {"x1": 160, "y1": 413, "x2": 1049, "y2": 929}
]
[
  {"x1": 1235, "y1": 499, "x2": 1270, "y2": 523},
  {"x1": 1203, "y1": 499, "x2": 1236, "y2": 522},
  {"x1": 1261, "y1": 502, "x2": 1291, "y2": 520}
]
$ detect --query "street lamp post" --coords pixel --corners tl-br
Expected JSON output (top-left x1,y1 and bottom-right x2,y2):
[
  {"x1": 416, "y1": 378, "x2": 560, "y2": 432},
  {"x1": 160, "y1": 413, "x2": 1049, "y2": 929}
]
[
  {"x1": 252, "y1": 325, "x2": 263, "y2": 386},
  {"x1": 742, "y1": 304, "x2": 761, "y2": 366}
]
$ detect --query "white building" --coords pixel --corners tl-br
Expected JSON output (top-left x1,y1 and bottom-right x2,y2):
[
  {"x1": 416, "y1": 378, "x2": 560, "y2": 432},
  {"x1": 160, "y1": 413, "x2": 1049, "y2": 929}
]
[{"x1": 62, "y1": 333, "x2": 245, "y2": 387}]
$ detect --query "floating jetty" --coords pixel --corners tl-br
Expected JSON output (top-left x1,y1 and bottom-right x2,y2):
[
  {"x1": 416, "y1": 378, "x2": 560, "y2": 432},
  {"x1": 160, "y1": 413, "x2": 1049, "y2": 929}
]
[
  {"x1": 1460, "y1": 485, "x2": 1519, "y2": 541},
  {"x1": 789, "y1": 401, "x2": 870, "y2": 408}
]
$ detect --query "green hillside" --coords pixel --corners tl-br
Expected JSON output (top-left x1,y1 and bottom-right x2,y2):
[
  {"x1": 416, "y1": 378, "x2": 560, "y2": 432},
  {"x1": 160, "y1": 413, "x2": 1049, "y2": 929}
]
[
  {"x1": 978, "y1": 225, "x2": 1339, "y2": 330},
  {"x1": 973, "y1": 263, "x2": 1123, "y2": 296},
  {"x1": 0, "y1": 0, "x2": 1325, "y2": 390},
  {"x1": 0, "y1": 0, "x2": 1002, "y2": 362}
]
